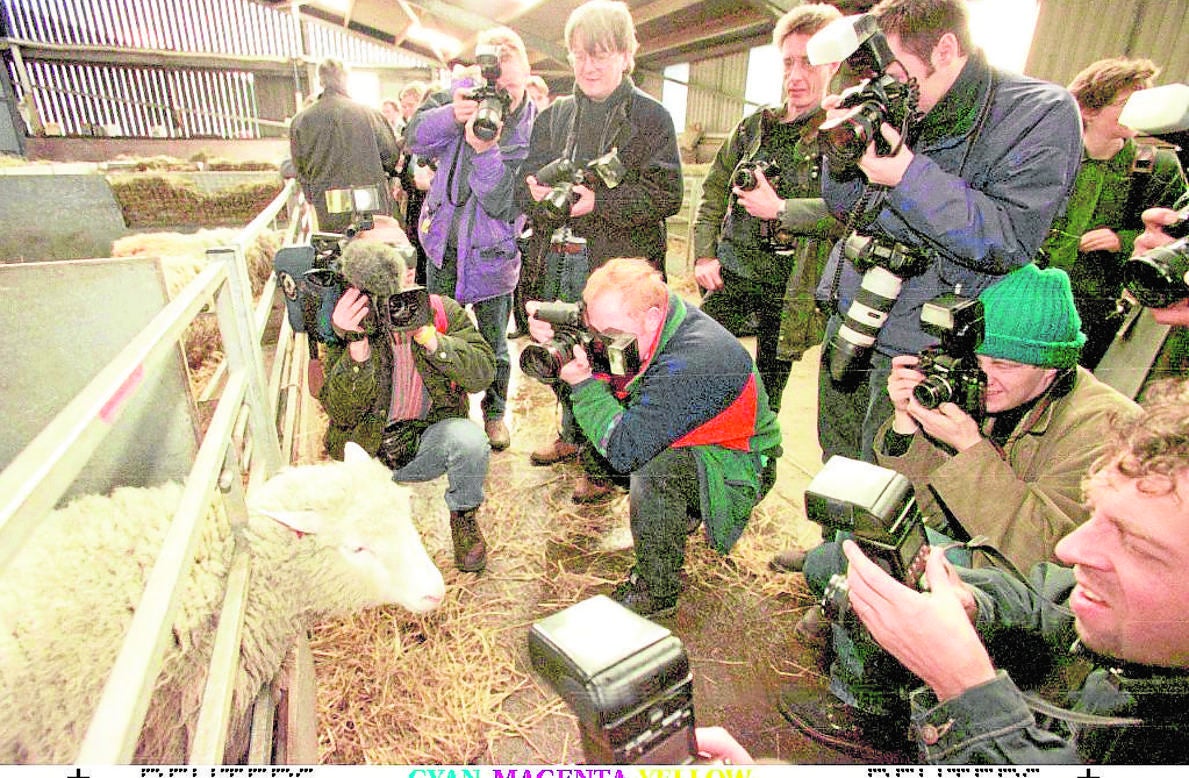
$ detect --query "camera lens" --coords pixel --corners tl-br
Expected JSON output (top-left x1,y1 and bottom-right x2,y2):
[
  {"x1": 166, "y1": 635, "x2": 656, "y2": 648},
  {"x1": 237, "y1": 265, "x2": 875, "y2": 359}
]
[
  {"x1": 820, "y1": 101, "x2": 884, "y2": 167},
  {"x1": 913, "y1": 375, "x2": 954, "y2": 409},
  {"x1": 828, "y1": 265, "x2": 905, "y2": 384},
  {"x1": 520, "y1": 342, "x2": 570, "y2": 383},
  {"x1": 473, "y1": 98, "x2": 504, "y2": 141},
  {"x1": 732, "y1": 166, "x2": 758, "y2": 190},
  {"x1": 1123, "y1": 238, "x2": 1189, "y2": 309},
  {"x1": 538, "y1": 182, "x2": 575, "y2": 222}
]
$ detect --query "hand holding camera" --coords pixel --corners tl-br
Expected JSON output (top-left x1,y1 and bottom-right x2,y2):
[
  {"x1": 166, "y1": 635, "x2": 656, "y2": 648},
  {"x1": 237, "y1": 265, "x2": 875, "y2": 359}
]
[
  {"x1": 332, "y1": 287, "x2": 372, "y2": 361},
  {"x1": 730, "y1": 162, "x2": 783, "y2": 221},
  {"x1": 841, "y1": 539, "x2": 992, "y2": 702}
]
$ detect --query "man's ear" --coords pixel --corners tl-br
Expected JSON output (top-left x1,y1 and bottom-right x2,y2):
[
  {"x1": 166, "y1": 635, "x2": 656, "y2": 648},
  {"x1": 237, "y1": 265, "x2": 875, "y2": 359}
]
[{"x1": 933, "y1": 32, "x2": 961, "y2": 69}]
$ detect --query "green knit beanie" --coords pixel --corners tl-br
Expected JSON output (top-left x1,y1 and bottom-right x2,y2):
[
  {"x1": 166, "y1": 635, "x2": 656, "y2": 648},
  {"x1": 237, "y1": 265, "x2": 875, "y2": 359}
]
[{"x1": 976, "y1": 264, "x2": 1086, "y2": 368}]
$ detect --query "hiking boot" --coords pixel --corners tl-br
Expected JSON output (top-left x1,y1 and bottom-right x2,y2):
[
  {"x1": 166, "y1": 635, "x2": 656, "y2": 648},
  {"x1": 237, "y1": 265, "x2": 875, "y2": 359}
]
[
  {"x1": 572, "y1": 474, "x2": 616, "y2": 504},
  {"x1": 769, "y1": 547, "x2": 808, "y2": 573},
  {"x1": 611, "y1": 572, "x2": 678, "y2": 619},
  {"x1": 777, "y1": 684, "x2": 911, "y2": 761},
  {"x1": 485, "y1": 419, "x2": 510, "y2": 452},
  {"x1": 449, "y1": 507, "x2": 487, "y2": 573},
  {"x1": 530, "y1": 436, "x2": 580, "y2": 465}
]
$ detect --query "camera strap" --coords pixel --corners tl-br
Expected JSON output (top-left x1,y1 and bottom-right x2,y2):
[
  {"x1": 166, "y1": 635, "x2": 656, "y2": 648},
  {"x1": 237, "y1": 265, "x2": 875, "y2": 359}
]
[{"x1": 444, "y1": 133, "x2": 471, "y2": 208}]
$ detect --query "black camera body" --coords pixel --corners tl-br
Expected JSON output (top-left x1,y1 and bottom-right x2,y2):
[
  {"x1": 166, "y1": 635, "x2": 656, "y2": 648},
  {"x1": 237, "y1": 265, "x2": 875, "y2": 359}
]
[
  {"x1": 466, "y1": 44, "x2": 512, "y2": 142},
  {"x1": 732, "y1": 158, "x2": 781, "y2": 191},
  {"x1": 534, "y1": 149, "x2": 627, "y2": 223},
  {"x1": 805, "y1": 456, "x2": 931, "y2": 621},
  {"x1": 520, "y1": 301, "x2": 641, "y2": 384},
  {"x1": 528, "y1": 594, "x2": 697, "y2": 765},
  {"x1": 913, "y1": 294, "x2": 987, "y2": 420},
  {"x1": 379, "y1": 285, "x2": 431, "y2": 333},
  {"x1": 1123, "y1": 205, "x2": 1189, "y2": 309},
  {"x1": 808, "y1": 13, "x2": 920, "y2": 170}
]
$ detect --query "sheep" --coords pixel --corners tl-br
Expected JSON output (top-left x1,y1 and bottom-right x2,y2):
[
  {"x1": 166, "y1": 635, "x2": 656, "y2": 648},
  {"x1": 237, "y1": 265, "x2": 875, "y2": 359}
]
[{"x1": 0, "y1": 442, "x2": 446, "y2": 764}]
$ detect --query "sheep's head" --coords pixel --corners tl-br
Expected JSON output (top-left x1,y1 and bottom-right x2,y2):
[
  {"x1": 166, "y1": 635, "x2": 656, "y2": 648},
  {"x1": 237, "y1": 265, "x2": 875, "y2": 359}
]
[{"x1": 247, "y1": 443, "x2": 445, "y2": 614}]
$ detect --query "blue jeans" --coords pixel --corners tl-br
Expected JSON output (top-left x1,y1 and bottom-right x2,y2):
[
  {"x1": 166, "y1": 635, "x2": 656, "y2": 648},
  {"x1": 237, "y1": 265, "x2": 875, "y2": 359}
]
[
  {"x1": 426, "y1": 253, "x2": 511, "y2": 421},
  {"x1": 629, "y1": 447, "x2": 702, "y2": 601},
  {"x1": 391, "y1": 417, "x2": 490, "y2": 512},
  {"x1": 817, "y1": 313, "x2": 896, "y2": 464}
]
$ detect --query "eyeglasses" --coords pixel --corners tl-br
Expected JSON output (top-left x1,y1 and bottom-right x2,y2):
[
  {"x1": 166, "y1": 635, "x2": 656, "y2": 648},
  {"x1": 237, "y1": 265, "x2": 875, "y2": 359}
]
[{"x1": 568, "y1": 49, "x2": 621, "y2": 70}]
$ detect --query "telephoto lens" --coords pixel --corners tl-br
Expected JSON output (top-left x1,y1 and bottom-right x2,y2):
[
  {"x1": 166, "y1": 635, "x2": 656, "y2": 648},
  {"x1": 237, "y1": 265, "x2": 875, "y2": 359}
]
[
  {"x1": 828, "y1": 265, "x2": 905, "y2": 384},
  {"x1": 1123, "y1": 236, "x2": 1189, "y2": 309}
]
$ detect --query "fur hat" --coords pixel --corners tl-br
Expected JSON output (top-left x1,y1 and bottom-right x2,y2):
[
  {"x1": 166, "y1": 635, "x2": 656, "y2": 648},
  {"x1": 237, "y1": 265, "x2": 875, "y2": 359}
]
[{"x1": 341, "y1": 240, "x2": 406, "y2": 300}]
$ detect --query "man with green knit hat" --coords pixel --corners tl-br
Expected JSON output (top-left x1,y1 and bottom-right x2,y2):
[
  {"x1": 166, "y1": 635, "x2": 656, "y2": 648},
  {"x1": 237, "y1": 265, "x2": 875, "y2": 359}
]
[{"x1": 779, "y1": 264, "x2": 1141, "y2": 760}]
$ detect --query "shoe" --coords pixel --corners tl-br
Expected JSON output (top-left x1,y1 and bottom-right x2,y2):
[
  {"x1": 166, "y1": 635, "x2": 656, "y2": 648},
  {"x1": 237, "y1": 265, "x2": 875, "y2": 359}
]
[
  {"x1": 611, "y1": 572, "x2": 678, "y2": 619},
  {"x1": 769, "y1": 547, "x2": 807, "y2": 573},
  {"x1": 485, "y1": 419, "x2": 510, "y2": 451},
  {"x1": 530, "y1": 436, "x2": 581, "y2": 466},
  {"x1": 449, "y1": 507, "x2": 487, "y2": 573},
  {"x1": 572, "y1": 474, "x2": 616, "y2": 504},
  {"x1": 686, "y1": 513, "x2": 703, "y2": 535},
  {"x1": 777, "y1": 684, "x2": 910, "y2": 761}
]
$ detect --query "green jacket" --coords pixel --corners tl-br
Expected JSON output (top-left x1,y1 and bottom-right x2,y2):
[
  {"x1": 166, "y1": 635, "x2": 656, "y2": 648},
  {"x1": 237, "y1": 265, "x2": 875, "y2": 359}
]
[
  {"x1": 875, "y1": 367, "x2": 1139, "y2": 570},
  {"x1": 1041, "y1": 139, "x2": 1186, "y2": 303},
  {"x1": 692, "y1": 106, "x2": 843, "y2": 359},
  {"x1": 318, "y1": 296, "x2": 495, "y2": 459}
]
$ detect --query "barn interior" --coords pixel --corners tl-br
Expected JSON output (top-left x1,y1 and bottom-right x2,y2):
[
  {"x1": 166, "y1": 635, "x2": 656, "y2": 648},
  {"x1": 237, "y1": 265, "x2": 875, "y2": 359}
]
[{"x1": 1, "y1": 0, "x2": 1187, "y2": 767}]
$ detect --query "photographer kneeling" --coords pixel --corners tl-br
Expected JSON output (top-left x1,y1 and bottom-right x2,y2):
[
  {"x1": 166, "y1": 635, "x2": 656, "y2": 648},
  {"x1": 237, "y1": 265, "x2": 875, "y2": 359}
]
[
  {"x1": 782, "y1": 264, "x2": 1139, "y2": 758},
  {"x1": 321, "y1": 238, "x2": 497, "y2": 573},
  {"x1": 841, "y1": 378, "x2": 1189, "y2": 763},
  {"x1": 526, "y1": 258, "x2": 782, "y2": 618}
]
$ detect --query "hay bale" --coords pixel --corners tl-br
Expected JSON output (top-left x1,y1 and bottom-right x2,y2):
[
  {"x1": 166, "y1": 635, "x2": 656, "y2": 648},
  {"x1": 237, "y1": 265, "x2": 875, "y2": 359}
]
[{"x1": 107, "y1": 173, "x2": 282, "y2": 228}]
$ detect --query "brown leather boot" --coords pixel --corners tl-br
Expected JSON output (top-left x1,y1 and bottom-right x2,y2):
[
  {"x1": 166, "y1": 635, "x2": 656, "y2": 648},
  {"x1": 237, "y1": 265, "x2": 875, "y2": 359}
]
[{"x1": 449, "y1": 507, "x2": 487, "y2": 573}]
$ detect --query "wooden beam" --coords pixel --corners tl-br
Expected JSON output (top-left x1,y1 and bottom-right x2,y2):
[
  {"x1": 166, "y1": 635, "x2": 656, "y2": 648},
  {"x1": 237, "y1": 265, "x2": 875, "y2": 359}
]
[{"x1": 639, "y1": 12, "x2": 770, "y2": 59}]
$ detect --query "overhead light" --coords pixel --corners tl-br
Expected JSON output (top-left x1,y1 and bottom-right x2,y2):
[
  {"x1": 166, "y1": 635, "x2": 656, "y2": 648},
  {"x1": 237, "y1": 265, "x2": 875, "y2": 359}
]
[{"x1": 406, "y1": 23, "x2": 463, "y2": 59}]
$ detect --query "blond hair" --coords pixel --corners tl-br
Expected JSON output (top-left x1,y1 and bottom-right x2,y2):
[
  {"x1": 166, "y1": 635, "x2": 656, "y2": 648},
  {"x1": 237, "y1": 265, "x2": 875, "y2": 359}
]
[
  {"x1": 477, "y1": 25, "x2": 530, "y2": 68},
  {"x1": 565, "y1": 0, "x2": 638, "y2": 74},
  {"x1": 583, "y1": 258, "x2": 668, "y2": 316},
  {"x1": 772, "y1": 3, "x2": 843, "y2": 48}
]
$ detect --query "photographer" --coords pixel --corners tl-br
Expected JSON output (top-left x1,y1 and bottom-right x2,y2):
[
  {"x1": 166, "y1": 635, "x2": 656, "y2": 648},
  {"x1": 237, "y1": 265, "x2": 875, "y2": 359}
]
[
  {"x1": 405, "y1": 28, "x2": 537, "y2": 452},
  {"x1": 840, "y1": 379, "x2": 1189, "y2": 763},
  {"x1": 813, "y1": 0, "x2": 1082, "y2": 464},
  {"x1": 321, "y1": 240, "x2": 497, "y2": 573},
  {"x1": 516, "y1": 0, "x2": 683, "y2": 504},
  {"x1": 527, "y1": 258, "x2": 781, "y2": 618},
  {"x1": 781, "y1": 264, "x2": 1139, "y2": 758},
  {"x1": 693, "y1": 3, "x2": 844, "y2": 413},
  {"x1": 1038, "y1": 57, "x2": 1187, "y2": 370},
  {"x1": 289, "y1": 58, "x2": 400, "y2": 234}
]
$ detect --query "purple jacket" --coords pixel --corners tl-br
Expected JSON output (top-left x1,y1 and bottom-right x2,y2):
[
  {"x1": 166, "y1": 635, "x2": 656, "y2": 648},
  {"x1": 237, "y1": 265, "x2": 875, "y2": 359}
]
[{"x1": 406, "y1": 86, "x2": 536, "y2": 304}]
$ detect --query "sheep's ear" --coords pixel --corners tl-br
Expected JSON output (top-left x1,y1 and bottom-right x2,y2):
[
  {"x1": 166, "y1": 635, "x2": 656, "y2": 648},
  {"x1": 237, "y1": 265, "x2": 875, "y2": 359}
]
[
  {"x1": 259, "y1": 508, "x2": 324, "y2": 537},
  {"x1": 343, "y1": 441, "x2": 372, "y2": 466}
]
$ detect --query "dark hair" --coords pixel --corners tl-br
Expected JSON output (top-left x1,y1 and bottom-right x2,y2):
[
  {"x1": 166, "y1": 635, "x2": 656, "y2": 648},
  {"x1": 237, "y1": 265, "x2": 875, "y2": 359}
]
[{"x1": 873, "y1": 0, "x2": 973, "y2": 63}]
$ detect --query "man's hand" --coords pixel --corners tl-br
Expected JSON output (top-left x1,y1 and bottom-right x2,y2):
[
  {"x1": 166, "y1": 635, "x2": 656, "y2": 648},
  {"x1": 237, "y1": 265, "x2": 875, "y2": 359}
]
[
  {"x1": 843, "y1": 540, "x2": 993, "y2": 701},
  {"x1": 558, "y1": 343, "x2": 593, "y2": 385},
  {"x1": 570, "y1": 183, "x2": 596, "y2": 218},
  {"x1": 525, "y1": 174, "x2": 552, "y2": 203},
  {"x1": 733, "y1": 167, "x2": 783, "y2": 220},
  {"x1": 694, "y1": 726, "x2": 755, "y2": 765},
  {"x1": 908, "y1": 399, "x2": 983, "y2": 452},
  {"x1": 694, "y1": 257, "x2": 724, "y2": 291},
  {"x1": 1134, "y1": 206, "x2": 1183, "y2": 255},
  {"x1": 525, "y1": 301, "x2": 555, "y2": 344},
  {"x1": 1079, "y1": 227, "x2": 1122, "y2": 253},
  {"x1": 858, "y1": 123, "x2": 914, "y2": 187},
  {"x1": 411, "y1": 324, "x2": 439, "y2": 352},
  {"x1": 451, "y1": 88, "x2": 479, "y2": 124},
  {"x1": 887, "y1": 354, "x2": 925, "y2": 434},
  {"x1": 332, "y1": 287, "x2": 371, "y2": 362}
]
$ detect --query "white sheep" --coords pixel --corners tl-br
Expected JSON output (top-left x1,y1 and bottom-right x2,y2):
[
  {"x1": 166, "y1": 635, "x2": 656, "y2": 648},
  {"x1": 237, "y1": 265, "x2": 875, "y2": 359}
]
[{"x1": 0, "y1": 443, "x2": 446, "y2": 764}]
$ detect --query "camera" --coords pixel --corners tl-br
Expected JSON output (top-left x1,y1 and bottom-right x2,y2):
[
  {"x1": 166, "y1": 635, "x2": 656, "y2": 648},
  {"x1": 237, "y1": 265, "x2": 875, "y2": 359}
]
[
  {"x1": 731, "y1": 159, "x2": 781, "y2": 191},
  {"x1": 805, "y1": 456, "x2": 930, "y2": 621},
  {"x1": 520, "y1": 301, "x2": 640, "y2": 384},
  {"x1": 913, "y1": 295, "x2": 987, "y2": 420},
  {"x1": 534, "y1": 149, "x2": 627, "y2": 223},
  {"x1": 465, "y1": 44, "x2": 512, "y2": 142},
  {"x1": 807, "y1": 14, "x2": 920, "y2": 170},
  {"x1": 378, "y1": 286, "x2": 431, "y2": 333},
  {"x1": 1123, "y1": 205, "x2": 1189, "y2": 309},
  {"x1": 528, "y1": 594, "x2": 697, "y2": 765},
  {"x1": 826, "y1": 233, "x2": 930, "y2": 385}
]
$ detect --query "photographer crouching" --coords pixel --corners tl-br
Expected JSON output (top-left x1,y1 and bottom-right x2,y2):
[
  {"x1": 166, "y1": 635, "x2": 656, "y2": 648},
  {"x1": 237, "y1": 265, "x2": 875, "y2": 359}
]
[
  {"x1": 840, "y1": 378, "x2": 1189, "y2": 763},
  {"x1": 780, "y1": 264, "x2": 1139, "y2": 758},
  {"x1": 525, "y1": 258, "x2": 782, "y2": 618},
  {"x1": 321, "y1": 238, "x2": 497, "y2": 573}
]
